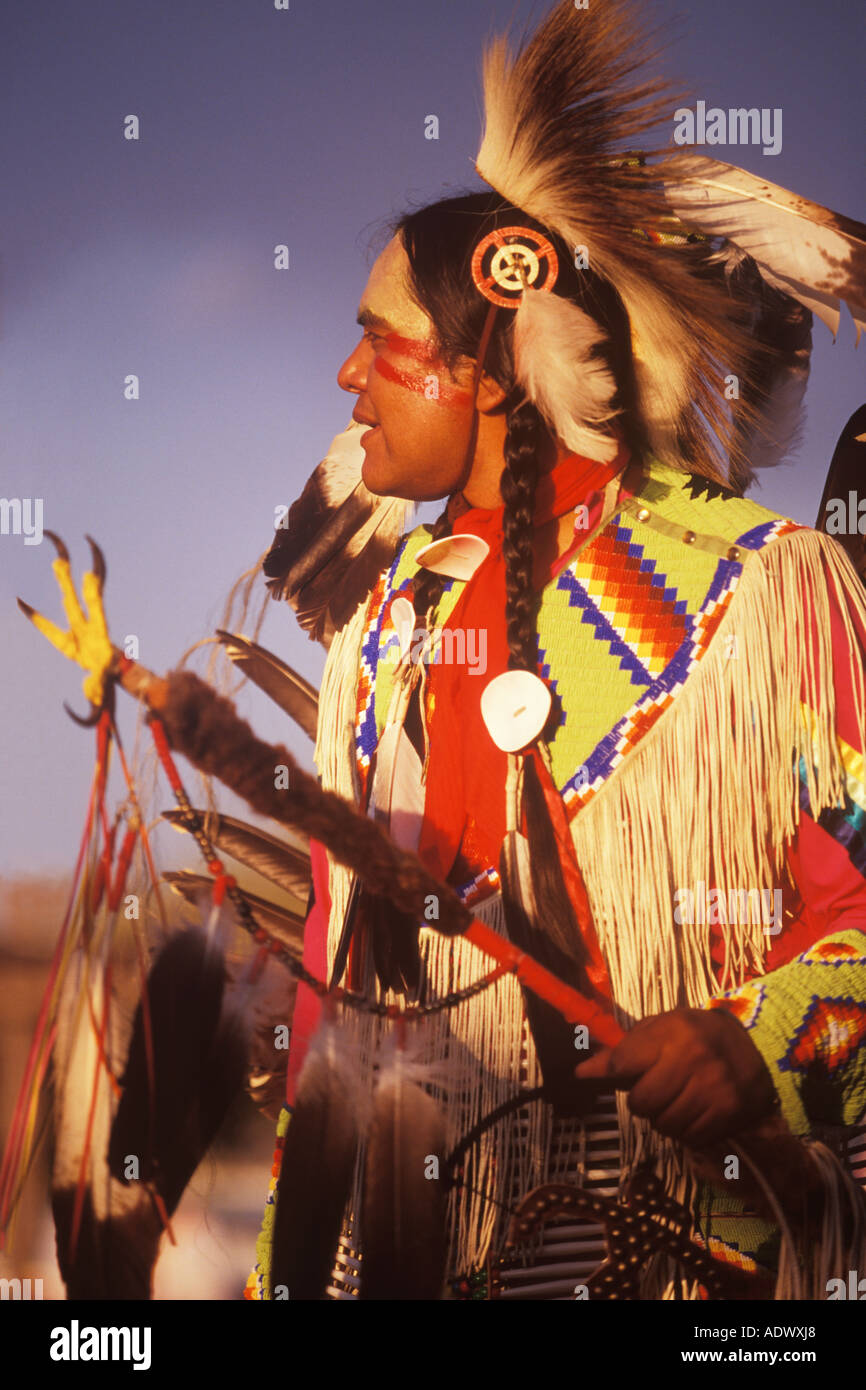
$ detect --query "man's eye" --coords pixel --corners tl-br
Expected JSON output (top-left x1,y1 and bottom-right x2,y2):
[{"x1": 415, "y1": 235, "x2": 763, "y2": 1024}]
[{"x1": 364, "y1": 330, "x2": 386, "y2": 349}]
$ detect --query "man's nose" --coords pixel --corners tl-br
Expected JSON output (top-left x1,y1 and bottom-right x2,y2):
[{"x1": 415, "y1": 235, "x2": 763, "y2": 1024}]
[{"x1": 337, "y1": 339, "x2": 368, "y2": 394}]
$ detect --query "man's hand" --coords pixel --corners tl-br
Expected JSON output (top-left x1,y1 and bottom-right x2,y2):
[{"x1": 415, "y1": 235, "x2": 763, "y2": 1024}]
[{"x1": 574, "y1": 1007, "x2": 778, "y2": 1147}]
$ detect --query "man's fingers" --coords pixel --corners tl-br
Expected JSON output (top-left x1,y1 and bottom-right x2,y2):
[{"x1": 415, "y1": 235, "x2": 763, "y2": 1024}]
[
  {"x1": 573, "y1": 1047, "x2": 614, "y2": 1081},
  {"x1": 638, "y1": 1072, "x2": 710, "y2": 1138},
  {"x1": 624, "y1": 1059, "x2": 687, "y2": 1119},
  {"x1": 575, "y1": 1019, "x2": 668, "y2": 1089}
]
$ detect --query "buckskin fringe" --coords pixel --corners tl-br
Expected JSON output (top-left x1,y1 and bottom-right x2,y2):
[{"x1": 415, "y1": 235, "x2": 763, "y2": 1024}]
[{"x1": 315, "y1": 530, "x2": 866, "y2": 1288}]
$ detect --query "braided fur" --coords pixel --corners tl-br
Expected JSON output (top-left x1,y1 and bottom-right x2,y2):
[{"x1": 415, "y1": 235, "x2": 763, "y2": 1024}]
[{"x1": 156, "y1": 671, "x2": 470, "y2": 937}]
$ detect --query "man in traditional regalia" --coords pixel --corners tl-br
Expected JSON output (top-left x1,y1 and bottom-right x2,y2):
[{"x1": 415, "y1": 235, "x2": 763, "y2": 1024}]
[{"x1": 14, "y1": 0, "x2": 866, "y2": 1299}]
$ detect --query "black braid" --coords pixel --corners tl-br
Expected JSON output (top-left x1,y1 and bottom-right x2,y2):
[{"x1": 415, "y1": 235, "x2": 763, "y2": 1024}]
[{"x1": 500, "y1": 401, "x2": 546, "y2": 673}]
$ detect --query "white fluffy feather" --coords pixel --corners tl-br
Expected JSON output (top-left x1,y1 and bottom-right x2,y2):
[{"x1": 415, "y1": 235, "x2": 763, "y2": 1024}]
[{"x1": 513, "y1": 287, "x2": 620, "y2": 462}]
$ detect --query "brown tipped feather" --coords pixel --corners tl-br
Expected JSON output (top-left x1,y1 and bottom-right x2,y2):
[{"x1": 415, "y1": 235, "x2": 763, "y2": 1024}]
[
  {"x1": 270, "y1": 1019, "x2": 361, "y2": 1300},
  {"x1": 360, "y1": 1046, "x2": 446, "y2": 1300},
  {"x1": 162, "y1": 871, "x2": 305, "y2": 954},
  {"x1": 215, "y1": 630, "x2": 319, "y2": 741},
  {"x1": 666, "y1": 156, "x2": 866, "y2": 340},
  {"x1": 161, "y1": 808, "x2": 311, "y2": 902},
  {"x1": 52, "y1": 950, "x2": 163, "y2": 1299},
  {"x1": 225, "y1": 952, "x2": 298, "y2": 1121},
  {"x1": 108, "y1": 928, "x2": 247, "y2": 1217},
  {"x1": 262, "y1": 422, "x2": 408, "y2": 645}
]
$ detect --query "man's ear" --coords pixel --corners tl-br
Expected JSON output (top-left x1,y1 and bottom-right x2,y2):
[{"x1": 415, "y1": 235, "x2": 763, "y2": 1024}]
[{"x1": 475, "y1": 370, "x2": 510, "y2": 415}]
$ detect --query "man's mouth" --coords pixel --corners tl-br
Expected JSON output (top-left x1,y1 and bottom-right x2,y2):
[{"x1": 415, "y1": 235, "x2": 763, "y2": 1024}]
[{"x1": 353, "y1": 411, "x2": 381, "y2": 445}]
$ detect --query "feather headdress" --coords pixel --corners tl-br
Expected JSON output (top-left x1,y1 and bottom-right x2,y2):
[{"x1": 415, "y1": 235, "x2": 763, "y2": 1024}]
[{"x1": 474, "y1": 0, "x2": 865, "y2": 488}]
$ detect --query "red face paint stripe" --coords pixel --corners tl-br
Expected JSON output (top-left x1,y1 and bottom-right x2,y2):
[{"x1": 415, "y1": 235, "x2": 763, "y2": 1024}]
[
  {"x1": 383, "y1": 332, "x2": 439, "y2": 364},
  {"x1": 372, "y1": 354, "x2": 474, "y2": 408}
]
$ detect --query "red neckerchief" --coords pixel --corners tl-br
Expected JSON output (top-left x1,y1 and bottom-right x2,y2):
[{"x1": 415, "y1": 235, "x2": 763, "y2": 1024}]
[{"x1": 411, "y1": 444, "x2": 630, "y2": 1000}]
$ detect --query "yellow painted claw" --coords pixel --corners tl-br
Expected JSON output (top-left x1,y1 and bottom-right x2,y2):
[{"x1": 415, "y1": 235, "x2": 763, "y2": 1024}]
[{"x1": 18, "y1": 533, "x2": 116, "y2": 724}]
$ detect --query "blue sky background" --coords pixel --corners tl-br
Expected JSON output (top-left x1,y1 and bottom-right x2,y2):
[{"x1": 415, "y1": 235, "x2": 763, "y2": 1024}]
[{"x1": 1, "y1": 0, "x2": 864, "y2": 879}]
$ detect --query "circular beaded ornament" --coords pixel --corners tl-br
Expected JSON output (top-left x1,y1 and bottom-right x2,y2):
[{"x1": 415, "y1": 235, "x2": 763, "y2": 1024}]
[{"x1": 470, "y1": 226, "x2": 559, "y2": 309}]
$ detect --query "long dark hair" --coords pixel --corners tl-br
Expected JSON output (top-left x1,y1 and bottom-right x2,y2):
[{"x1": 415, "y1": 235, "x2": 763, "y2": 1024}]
[{"x1": 394, "y1": 191, "x2": 640, "y2": 631}]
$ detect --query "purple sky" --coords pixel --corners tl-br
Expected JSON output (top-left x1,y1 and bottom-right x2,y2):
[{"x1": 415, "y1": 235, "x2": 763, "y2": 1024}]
[{"x1": 1, "y1": 0, "x2": 864, "y2": 879}]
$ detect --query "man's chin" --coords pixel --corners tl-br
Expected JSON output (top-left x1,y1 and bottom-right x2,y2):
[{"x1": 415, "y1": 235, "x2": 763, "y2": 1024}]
[{"x1": 360, "y1": 447, "x2": 406, "y2": 499}]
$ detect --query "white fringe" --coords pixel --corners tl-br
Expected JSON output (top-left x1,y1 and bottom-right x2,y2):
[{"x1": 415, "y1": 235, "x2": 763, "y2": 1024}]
[{"x1": 314, "y1": 529, "x2": 866, "y2": 1290}]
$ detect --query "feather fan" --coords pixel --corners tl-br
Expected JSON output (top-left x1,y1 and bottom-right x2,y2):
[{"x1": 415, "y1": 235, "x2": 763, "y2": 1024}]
[
  {"x1": 215, "y1": 630, "x2": 319, "y2": 741},
  {"x1": 270, "y1": 1016, "x2": 363, "y2": 1300},
  {"x1": 359, "y1": 1038, "x2": 447, "y2": 1300},
  {"x1": 263, "y1": 422, "x2": 409, "y2": 646}
]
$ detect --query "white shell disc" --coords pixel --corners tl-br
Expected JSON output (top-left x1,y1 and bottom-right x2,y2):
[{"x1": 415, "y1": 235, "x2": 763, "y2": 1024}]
[
  {"x1": 389, "y1": 595, "x2": 416, "y2": 661},
  {"x1": 414, "y1": 533, "x2": 490, "y2": 581},
  {"x1": 480, "y1": 670, "x2": 552, "y2": 752}
]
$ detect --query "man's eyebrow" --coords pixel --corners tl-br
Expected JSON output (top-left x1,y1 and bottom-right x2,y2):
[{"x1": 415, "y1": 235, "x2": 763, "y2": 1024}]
[{"x1": 356, "y1": 308, "x2": 394, "y2": 332}]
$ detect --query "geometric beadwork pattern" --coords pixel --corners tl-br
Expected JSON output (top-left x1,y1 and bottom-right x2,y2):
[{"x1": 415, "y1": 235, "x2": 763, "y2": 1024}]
[
  {"x1": 798, "y1": 938, "x2": 866, "y2": 967},
  {"x1": 351, "y1": 460, "x2": 806, "y2": 903},
  {"x1": 704, "y1": 978, "x2": 766, "y2": 1030},
  {"x1": 560, "y1": 523, "x2": 689, "y2": 685},
  {"x1": 777, "y1": 996, "x2": 866, "y2": 1076}
]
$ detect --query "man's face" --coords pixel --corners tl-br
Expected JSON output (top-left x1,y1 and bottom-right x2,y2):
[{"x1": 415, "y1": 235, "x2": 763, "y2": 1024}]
[{"x1": 337, "y1": 236, "x2": 480, "y2": 500}]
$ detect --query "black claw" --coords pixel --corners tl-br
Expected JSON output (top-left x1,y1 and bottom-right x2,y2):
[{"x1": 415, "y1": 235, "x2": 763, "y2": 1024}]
[
  {"x1": 17, "y1": 597, "x2": 36, "y2": 620},
  {"x1": 64, "y1": 700, "x2": 103, "y2": 728},
  {"x1": 85, "y1": 535, "x2": 106, "y2": 586},
  {"x1": 63, "y1": 682, "x2": 115, "y2": 728},
  {"x1": 43, "y1": 530, "x2": 70, "y2": 563}
]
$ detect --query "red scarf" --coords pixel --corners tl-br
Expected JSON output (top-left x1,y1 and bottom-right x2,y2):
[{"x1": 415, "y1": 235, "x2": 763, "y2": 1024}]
[{"x1": 411, "y1": 445, "x2": 630, "y2": 997}]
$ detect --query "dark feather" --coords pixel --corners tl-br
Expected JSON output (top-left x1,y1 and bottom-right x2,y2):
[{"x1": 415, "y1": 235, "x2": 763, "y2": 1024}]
[
  {"x1": 816, "y1": 403, "x2": 866, "y2": 584},
  {"x1": 52, "y1": 952, "x2": 164, "y2": 1299},
  {"x1": 262, "y1": 422, "x2": 408, "y2": 646},
  {"x1": 270, "y1": 1019, "x2": 361, "y2": 1300},
  {"x1": 360, "y1": 1048, "x2": 446, "y2": 1300},
  {"x1": 215, "y1": 630, "x2": 319, "y2": 741},
  {"x1": 161, "y1": 808, "x2": 311, "y2": 902},
  {"x1": 225, "y1": 952, "x2": 298, "y2": 1122},
  {"x1": 162, "y1": 871, "x2": 305, "y2": 955},
  {"x1": 498, "y1": 826, "x2": 588, "y2": 1114},
  {"x1": 108, "y1": 928, "x2": 248, "y2": 1216},
  {"x1": 716, "y1": 251, "x2": 813, "y2": 472}
]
